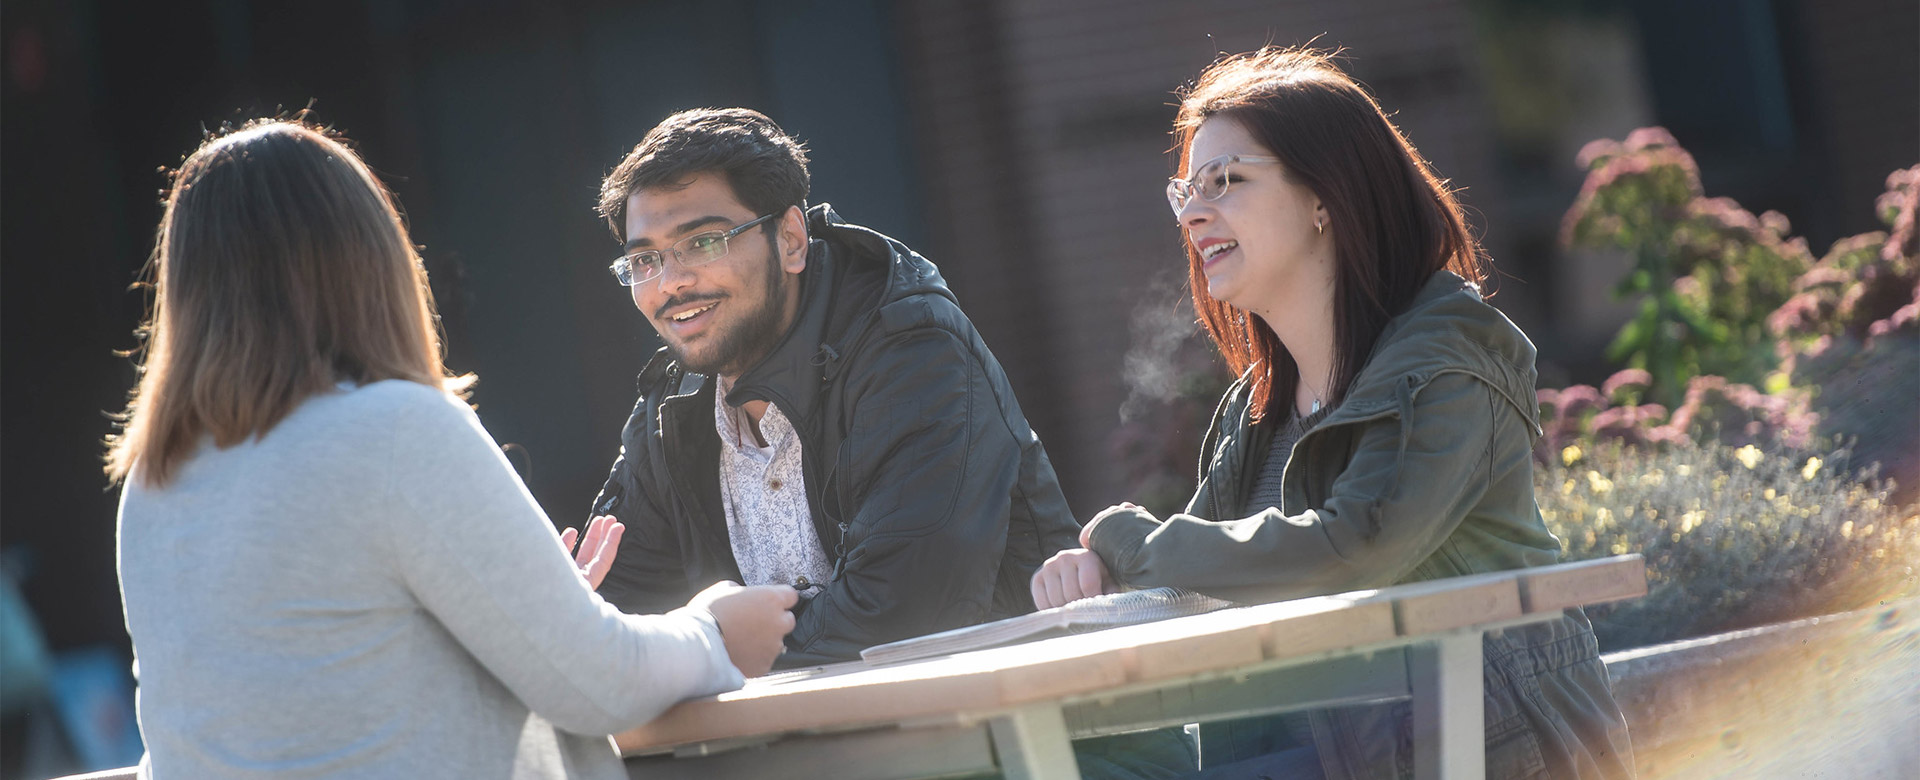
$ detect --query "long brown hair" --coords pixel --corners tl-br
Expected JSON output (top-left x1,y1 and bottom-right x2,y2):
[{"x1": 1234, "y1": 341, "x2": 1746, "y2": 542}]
[
  {"x1": 106, "y1": 119, "x2": 471, "y2": 486},
  {"x1": 1174, "y1": 47, "x2": 1487, "y2": 421}
]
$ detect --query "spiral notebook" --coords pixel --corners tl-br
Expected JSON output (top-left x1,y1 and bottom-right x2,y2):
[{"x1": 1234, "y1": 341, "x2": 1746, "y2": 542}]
[{"x1": 859, "y1": 587, "x2": 1236, "y2": 664}]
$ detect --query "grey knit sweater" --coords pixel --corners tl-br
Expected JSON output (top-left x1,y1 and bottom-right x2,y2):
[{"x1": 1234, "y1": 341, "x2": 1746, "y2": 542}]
[{"x1": 117, "y1": 380, "x2": 741, "y2": 779}]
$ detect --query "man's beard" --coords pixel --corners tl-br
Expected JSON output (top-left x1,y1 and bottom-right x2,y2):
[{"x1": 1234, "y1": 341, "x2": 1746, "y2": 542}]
[{"x1": 668, "y1": 254, "x2": 792, "y2": 377}]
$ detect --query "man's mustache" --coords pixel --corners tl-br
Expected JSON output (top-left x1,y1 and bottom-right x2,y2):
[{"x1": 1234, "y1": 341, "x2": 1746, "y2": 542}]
[{"x1": 654, "y1": 293, "x2": 725, "y2": 321}]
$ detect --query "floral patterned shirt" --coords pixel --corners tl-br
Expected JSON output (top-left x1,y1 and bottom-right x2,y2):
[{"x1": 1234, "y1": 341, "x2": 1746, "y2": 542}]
[{"x1": 713, "y1": 377, "x2": 834, "y2": 596}]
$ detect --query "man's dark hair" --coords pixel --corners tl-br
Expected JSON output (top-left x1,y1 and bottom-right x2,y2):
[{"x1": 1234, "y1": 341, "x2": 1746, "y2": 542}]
[{"x1": 597, "y1": 108, "x2": 811, "y2": 241}]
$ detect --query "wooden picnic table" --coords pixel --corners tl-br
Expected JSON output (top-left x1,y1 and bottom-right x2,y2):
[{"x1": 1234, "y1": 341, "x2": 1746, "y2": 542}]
[
  {"x1": 618, "y1": 555, "x2": 1647, "y2": 780},
  {"x1": 55, "y1": 556, "x2": 1643, "y2": 780}
]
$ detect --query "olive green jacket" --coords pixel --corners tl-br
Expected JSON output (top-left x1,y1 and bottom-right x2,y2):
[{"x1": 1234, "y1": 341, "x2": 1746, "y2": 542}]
[{"x1": 1088, "y1": 271, "x2": 1634, "y2": 779}]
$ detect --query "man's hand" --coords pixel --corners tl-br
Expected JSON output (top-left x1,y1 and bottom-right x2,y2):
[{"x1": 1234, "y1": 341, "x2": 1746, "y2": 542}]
[
  {"x1": 687, "y1": 581, "x2": 800, "y2": 678},
  {"x1": 1030, "y1": 548, "x2": 1114, "y2": 610},
  {"x1": 558, "y1": 515, "x2": 624, "y2": 591}
]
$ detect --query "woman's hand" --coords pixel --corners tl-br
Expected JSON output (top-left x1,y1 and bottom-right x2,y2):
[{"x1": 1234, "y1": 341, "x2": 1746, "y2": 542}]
[
  {"x1": 688, "y1": 582, "x2": 800, "y2": 678},
  {"x1": 558, "y1": 515, "x2": 624, "y2": 590},
  {"x1": 1030, "y1": 549, "x2": 1115, "y2": 610}
]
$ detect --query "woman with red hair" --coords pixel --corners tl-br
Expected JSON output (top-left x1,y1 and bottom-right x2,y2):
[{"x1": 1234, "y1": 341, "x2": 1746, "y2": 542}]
[{"x1": 1033, "y1": 48, "x2": 1634, "y2": 779}]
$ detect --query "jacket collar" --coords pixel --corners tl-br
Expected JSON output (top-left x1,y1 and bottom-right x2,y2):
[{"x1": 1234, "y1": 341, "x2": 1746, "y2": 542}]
[
  {"x1": 721, "y1": 228, "x2": 839, "y2": 427},
  {"x1": 1210, "y1": 270, "x2": 1542, "y2": 438},
  {"x1": 700, "y1": 203, "x2": 954, "y2": 427},
  {"x1": 1333, "y1": 270, "x2": 1542, "y2": 433}
]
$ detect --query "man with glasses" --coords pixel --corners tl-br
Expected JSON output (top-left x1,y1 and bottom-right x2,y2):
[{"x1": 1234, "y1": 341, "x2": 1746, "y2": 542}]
[{"x1": 584, "y1": 108, "x2": 1084, "y2": 669}]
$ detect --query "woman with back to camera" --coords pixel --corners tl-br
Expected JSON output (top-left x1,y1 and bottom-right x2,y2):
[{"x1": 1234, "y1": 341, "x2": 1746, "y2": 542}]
[
  {"x1": 107, "y1": 118, "x2": 798, "y2": 779},
  {"x1": 1031, "y1": 48, "x2": 1634, "y2": 778}
]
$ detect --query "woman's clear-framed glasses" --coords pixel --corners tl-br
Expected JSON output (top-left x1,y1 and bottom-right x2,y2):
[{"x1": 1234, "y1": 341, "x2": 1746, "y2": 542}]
[
  {"x1": 1166, "y1": 154, "x2": 1283, "y2": 216},
  {"x1": 609, "y1": 213, "x2": 777, "y2": 287}
]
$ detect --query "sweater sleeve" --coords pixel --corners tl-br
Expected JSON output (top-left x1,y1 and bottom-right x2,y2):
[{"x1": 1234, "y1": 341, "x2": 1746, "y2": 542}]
[{"x1": 378, "y1": 385, "x2": 743, "y2": 735}]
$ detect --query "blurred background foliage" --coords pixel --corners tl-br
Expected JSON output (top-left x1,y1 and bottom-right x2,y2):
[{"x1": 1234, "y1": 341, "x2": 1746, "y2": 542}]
[
  {"x1": 1542, "y1": 438, "x2": 1916, "y2": 651},
  {"x1": 1543, "y1": 136, "x2": 1918, "y2": 650}
]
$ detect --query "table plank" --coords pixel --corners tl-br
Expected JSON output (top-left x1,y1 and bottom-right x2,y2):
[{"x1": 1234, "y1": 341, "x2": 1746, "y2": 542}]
[
  {"x1": 1517, "y1": 555, "x2": 1647, "y2": 614},
  {"x1": 1265, "y1": 596, "x2": 1398, "y2": 658},
  {"x1": 1063, "y1": 649, "x2": 1411, "y2": 738},
  {"x1": 1372, "y1": 570, "x2": 1524, "y2": 636},
  {"x1": 624, "y1": 722, "x2": 997, "y2": 780}
]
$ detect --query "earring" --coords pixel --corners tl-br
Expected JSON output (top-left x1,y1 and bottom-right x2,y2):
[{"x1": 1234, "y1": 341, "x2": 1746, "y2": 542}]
[{"x1": 1315, "y1": 217, "x2": 1325, "y2": 235}]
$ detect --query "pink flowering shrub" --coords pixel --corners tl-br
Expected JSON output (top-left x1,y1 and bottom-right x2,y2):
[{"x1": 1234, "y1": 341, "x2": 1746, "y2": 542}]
[
  {"x1": 1771, "y1": 166, "x2": 1917, "y2": 354},
  {"x1": 1538, "y1": 370, "x2": 1818, "y2": 464},
  {"x1": 1553, "y1": 133, "x2": 1916, "y2": 499},
  {"x1": 1766, "y1": 166, "x2": 1920, "y2": 500},
  {"x1": 1542, "y1": 142, "x2": 1919, "y2": 649},
  {"x1": 1562, "y1": 128, "x2": 1815, "y2": 403}
]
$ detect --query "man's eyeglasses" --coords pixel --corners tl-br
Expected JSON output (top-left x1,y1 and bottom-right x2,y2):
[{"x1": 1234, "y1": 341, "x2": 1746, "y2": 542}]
[
  {"x1": 1166, "y1": 154, "x2": 1283, "y2": 216},
  {"x1": 609, "y1": 213, "x2": 777, "y2": 287}
]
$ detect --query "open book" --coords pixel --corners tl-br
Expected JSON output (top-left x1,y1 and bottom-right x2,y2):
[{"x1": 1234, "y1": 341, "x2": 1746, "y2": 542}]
[{"x1": 859, "y1": 588, "x2": 1236, "y2": 664}]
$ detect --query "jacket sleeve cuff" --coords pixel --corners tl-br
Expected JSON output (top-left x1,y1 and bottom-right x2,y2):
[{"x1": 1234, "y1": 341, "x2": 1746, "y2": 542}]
[{"x1": 1086, "y1": 507, "x2": 1162, "y2": 585}]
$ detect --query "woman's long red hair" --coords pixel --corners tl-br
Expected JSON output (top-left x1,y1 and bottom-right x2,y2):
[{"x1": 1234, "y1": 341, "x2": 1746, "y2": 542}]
[{"x1": 1174, "y1": 47, "x2": 1487, "y2": 421}]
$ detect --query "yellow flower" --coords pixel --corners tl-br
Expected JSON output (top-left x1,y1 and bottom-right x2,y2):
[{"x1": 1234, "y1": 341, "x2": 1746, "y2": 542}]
[
  {"x1": 1763, "y1": 488, "x2": 1777, "y2": 501},
  {"x1": 1677, "y1": 464, "x2": 1693, "y2": 477},
  {"x1": 1842, "y1": 520, "x2": 1854, "y2": 539},
  {"x1": 1802, "y1": 457, "x2": 1822, "y2": 481},
  {"x1": 1561, "y1": 445, "x2": 1584, "y2": 466},
  {"x1": 1735, "y1": 445, "x2": 1763, "y2": 470},
  {"x1": 1586, "y1": 471, "x2": 1614, "y2": 494},
  {"x1": 1763, "y1": 371, "x2": 1793, "y2": 394},
  {"x1": 1681, "y1": 510, "x2": 1704, "y2": 534}
]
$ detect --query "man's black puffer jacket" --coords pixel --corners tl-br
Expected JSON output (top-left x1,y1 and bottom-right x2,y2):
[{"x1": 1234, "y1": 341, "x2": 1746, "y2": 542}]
[{"x1": 591, "y1": 204, "x2": 1082, "y2": 667}]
